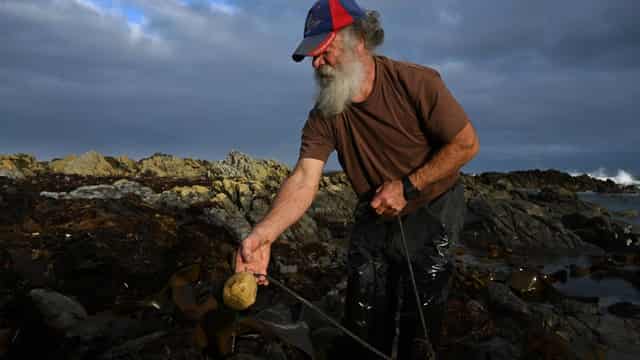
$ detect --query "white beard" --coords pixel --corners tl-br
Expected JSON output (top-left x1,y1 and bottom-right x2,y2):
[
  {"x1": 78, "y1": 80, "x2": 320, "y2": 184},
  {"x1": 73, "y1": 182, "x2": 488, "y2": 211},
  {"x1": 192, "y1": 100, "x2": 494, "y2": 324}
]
[{"x1": 314, "y1": 55, "x2": 365, "y2": 117}]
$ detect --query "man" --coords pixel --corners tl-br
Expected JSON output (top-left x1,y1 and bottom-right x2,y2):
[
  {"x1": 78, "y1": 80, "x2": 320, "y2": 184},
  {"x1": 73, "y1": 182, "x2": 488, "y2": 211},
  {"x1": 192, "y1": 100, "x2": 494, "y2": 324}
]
[{"x1": 235, "y1": 0, "x2": 479, "y2": 358}]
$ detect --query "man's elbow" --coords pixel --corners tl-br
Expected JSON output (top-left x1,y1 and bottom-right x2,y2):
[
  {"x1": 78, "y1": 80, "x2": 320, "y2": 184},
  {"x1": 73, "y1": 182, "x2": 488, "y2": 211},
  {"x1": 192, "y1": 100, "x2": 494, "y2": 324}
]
[
  {"x1": 468, "y1": 134, "x2": 480, "y2": 160},
  {"x1": 453, "y1": 122, "x2": 480, "y2": 164}
]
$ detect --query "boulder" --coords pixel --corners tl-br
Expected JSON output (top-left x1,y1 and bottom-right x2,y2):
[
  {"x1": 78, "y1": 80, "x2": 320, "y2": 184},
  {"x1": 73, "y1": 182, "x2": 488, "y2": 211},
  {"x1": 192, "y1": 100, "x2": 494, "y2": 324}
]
[
  {"x1": 138, "y1": 153, "x2": 209, "y2": 177},
  {"x1": 462, "y1": 197, "x2": 589, "y2": 252},
  {"x1": 211, "y1": 151, "x2": 290, "y2": 186},
  {"x1": 49, "y1": 151, "x2": 121, "y2": 177},
  {"x1": 487, "y1": 281, "x2": 530, "y2": 317},
  {"x1": 0, "y1": 168, "x2": 24, "y2": 179},
  {"x1": 0, "y1": 153, "x2": 43, "y2": 177},
  {"x1": 29, "y1": 289, "x2": 88, "y2": 332}
]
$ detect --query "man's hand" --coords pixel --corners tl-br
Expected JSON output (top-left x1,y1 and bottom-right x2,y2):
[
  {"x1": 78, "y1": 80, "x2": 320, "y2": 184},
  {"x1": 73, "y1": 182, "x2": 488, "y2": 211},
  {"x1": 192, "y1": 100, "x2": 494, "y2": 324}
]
[
  {"x1": 370, "y1": 179, "x2": 407, "y2": 217},
  {"x1": 235, "y1": 232, "x2": 271, "y2": 285}
]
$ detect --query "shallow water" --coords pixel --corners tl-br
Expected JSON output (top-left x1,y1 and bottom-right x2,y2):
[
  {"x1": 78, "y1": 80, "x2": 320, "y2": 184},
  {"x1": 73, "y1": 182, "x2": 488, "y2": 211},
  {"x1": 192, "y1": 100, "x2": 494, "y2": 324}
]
[
  {"x1": 555, "y1": 277, "x2": 639, "y2": 308},
  {"x1": 457, "y1": 250, "x2": 640, "y2": 308},
  {"x1": 539, "y1": 255, "x2": 640, "y2": 308},
  {"x1": 578, "y1": 192, "x2": 640, "y2": 225}
]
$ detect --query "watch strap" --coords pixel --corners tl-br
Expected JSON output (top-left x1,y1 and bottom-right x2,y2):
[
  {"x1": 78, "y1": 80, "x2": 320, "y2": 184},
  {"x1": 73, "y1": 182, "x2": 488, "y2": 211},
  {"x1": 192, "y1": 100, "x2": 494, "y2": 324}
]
[{"x1": 402, "y1": 175, "x2": 420, "y2": 201}]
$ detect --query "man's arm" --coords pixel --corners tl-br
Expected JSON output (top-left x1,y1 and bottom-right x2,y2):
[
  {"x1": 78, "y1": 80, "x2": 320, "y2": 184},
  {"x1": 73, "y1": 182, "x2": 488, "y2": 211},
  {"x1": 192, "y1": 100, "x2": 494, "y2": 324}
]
[
  {"x1": 409, "y1": 121, "x2": 479, "y2": 191},
  {"x1": 235, "y1": 157, "x2": 325, "y2": 283},
  {"x1": 252, "y1": 157, "x2": 325, "y2": 243},
  {"x1": 370, "y1": 122, "x2": 479, "y2": 216}
]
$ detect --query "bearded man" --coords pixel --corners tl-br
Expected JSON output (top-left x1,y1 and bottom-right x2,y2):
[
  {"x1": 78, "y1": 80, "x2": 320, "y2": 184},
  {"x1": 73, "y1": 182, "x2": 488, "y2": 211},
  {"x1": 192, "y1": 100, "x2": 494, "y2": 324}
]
[{"x1": 235, "y1": 0, "x2": 479, "y2": 358}]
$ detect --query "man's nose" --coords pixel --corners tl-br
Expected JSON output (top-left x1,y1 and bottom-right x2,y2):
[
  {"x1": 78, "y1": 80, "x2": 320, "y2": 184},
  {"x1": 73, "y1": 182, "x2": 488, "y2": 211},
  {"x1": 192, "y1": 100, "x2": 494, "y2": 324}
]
[{"x1": 312, "y1": 55, "x2": 324, "y2": 69}]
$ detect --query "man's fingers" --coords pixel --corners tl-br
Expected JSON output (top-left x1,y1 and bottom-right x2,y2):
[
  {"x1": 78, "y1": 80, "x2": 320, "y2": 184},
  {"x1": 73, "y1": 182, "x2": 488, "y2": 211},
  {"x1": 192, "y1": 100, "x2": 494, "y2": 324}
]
[
  {"x1": 255, "y1": 274, "x2": 269, "y2": 286},
  {"x1": 241, "y1": 246, "x2": 253, "y2": 262}
]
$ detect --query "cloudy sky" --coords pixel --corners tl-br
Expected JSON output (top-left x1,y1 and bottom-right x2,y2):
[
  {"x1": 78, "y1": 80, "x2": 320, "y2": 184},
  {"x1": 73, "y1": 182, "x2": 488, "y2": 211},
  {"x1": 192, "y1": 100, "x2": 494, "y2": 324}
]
[{"x1": 1, "y1": 0, "x2": 638, "y2": 174}]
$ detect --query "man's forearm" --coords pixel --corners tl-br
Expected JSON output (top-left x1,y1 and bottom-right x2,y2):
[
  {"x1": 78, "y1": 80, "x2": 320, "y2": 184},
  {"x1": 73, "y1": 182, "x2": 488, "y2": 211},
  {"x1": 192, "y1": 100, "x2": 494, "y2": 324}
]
[
  {"x1": 251, "y1": 171, "x2": 318, "y2": 244},
  {"x1": 409, "y1": 123, "x2": 479, "y2": 190}
]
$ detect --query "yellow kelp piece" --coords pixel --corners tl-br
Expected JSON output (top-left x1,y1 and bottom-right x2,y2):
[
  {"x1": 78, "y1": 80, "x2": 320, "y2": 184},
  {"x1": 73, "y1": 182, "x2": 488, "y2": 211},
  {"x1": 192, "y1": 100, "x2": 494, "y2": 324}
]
[{"x1": 223, "y1": 272, "x2": 257, "y2": 310}]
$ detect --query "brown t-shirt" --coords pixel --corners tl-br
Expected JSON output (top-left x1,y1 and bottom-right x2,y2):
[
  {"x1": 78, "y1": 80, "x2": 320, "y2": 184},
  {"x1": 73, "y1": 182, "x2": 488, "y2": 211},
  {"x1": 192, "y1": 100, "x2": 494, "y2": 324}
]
[{"x1": 299, "y1": 55, "x2": 470, "y2": 213}]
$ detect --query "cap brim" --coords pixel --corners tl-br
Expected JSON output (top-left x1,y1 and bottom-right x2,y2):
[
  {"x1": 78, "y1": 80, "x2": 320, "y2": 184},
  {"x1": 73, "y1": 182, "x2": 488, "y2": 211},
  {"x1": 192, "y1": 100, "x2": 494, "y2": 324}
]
[{"x1": 291, "y1": 32, "x2": 336, "y2": 62}]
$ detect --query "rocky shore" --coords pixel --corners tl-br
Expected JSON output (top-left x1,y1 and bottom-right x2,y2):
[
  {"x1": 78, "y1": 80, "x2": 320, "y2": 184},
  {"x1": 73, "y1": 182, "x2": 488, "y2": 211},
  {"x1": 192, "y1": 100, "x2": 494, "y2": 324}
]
[{"x1": 1, "y1": 151, "x2": 639, "y2": 359}]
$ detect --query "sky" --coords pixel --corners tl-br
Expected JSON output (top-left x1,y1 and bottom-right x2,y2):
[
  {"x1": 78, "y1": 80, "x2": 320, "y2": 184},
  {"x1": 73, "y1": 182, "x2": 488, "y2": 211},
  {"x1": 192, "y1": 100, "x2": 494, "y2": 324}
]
[{"x1": 1, "y1": 0, "x2": 638, "y2": 174}]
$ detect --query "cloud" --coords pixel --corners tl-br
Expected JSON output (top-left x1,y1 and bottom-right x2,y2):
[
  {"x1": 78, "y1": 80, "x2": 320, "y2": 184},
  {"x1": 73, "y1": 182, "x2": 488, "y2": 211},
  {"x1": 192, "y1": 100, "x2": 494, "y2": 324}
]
[{"x1": 0, "y1": 0, "x2": 638, "y2": 175}]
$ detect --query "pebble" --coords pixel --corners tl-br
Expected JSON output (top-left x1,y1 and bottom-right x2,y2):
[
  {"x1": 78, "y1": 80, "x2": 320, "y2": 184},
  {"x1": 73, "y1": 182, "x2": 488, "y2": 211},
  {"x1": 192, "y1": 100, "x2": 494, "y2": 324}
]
[{"x1": 279, "y1": 264, "x2": 298, "y2": 274}]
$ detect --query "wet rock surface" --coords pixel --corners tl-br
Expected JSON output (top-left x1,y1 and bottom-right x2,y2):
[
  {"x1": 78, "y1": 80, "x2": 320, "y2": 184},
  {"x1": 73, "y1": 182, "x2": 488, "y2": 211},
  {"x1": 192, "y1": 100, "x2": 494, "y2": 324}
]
[{"x1": 1, "y1": 151, "x2": 639, "y2": 359}]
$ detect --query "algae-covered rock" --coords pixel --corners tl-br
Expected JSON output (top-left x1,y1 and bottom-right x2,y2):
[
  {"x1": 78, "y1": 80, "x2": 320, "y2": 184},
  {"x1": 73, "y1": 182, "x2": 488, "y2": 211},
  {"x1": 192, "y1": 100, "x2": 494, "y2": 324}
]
[
  {"x1": 0, "y1": 168, "x2": 24, "y2": 179},
  {"x1": 0, "y1": 153, "x2": 44, "y2": 177},
  {"x1": 49, "y1": 151, "x2": 122, "y2": 177},
  {"x1": 138, "y1": 153, "x2": 209, "y2": 177},
  {"x1": 223, "y1": 272, "x2": 258, "y2": 310},
  {"x1": 203, "y1": 194, "x2": 252, "y2": 242},
  {"x1": 211, "y1": 151, "x2": 290, "y2": 186},
  {"x1": 167, "y1": 185, "x2": 212, "y2": 205}
]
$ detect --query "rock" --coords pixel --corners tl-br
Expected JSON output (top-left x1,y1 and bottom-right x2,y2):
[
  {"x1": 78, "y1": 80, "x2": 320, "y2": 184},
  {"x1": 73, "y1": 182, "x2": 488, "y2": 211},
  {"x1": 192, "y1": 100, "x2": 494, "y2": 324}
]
[
  {"x1": 0, "y1": 168, "x2": 24, "y2": 179},
  {"x1": 613, "y1": 209, "x2": 639, "y2": 218},
  {"x1": 203, "y1": 195, "x2": 252, "y2": 242},
  {"x1": 49, "y1": 151, "x2": 121, "y2": 177},
  {"x1": 280, "y1": 213, "x2": 323, "y2": 244},
  {"x1": 0, "y1": 153, "x2": 44, "y2": 177},
  {"x1": 454, "y1": 337, "x2": 521, "y2": 360},
  {"x1": 487, "y1": 281, "x2": 530, "y2": 316},
  {"x1": 113, "y1": 179, "x2": 156, "y2": 199},
  {"x1": 608, "y1": 302, "x2": 640, "y2": 319},
  {"x1": 576, "y1": 312, "x2": 640, "y2": 347},
  {"x1": 310, "y1": 173, "x2": 358, "y2": 239},
  {"x1": 278, "y1": 264, "x2": 298, "y2": 274},
  {"x1": 65, "y1": 311, "x2": 152, "y2": 343},
  {"x1": 562, "y1": 212, "x2": 633, "y2": 251},
  {"x1": 170, "y1": 185, "x2": 210, "y2": 198},
  {"x1": 211, "y1": 151, "x2": 290, "y2": 185},
  {"x1": 0, "y1": 329, "x2": 10, "y2": 357},
  {"x1": 467, "y1": 169, "x2": 631, "y2": 193},
  {"x1": 605, "y1": 346, "x2": 640, "y2": 360},
  {"x1": 462, "y1": 197, "x2": 591, "y2": 252},
  {"x1": 40, "y1": 179, "x2": 161, "y2": 204},
  {"x1": 138, "y1": 153, "x2": 209, "y2": 177},
  {"x1": 29, "y1": 289, "x2": 88, "y2": 331},
  {"x1": 558, "y1": 298, "x2": 598, "y2": 316},
  {"x1": 537, "y1": 186, "x2": 578, "y2": 202},
  {"x1": 68, "y1": 184, "x2": 125, "y2": 199}
]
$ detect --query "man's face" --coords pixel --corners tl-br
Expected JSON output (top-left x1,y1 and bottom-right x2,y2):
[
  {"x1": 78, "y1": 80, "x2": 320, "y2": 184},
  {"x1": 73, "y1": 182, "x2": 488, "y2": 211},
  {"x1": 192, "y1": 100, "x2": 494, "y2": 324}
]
[
  {"x1": 312, "y1": 33, "x2": 349, "y2": 74},
  {"x1": 312, "y1": 31, "x2": 364, "y2": 117}
]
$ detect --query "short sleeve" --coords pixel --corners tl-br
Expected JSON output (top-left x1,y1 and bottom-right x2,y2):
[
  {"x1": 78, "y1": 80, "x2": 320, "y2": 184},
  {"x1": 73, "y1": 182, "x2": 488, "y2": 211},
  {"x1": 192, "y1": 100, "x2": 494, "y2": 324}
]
[
  {"x1": 299, "y1": 110, "x2": 336, "y2": 162},
  {"x1": 417, "y1": 72, "x2": 470, "y2": 143}
]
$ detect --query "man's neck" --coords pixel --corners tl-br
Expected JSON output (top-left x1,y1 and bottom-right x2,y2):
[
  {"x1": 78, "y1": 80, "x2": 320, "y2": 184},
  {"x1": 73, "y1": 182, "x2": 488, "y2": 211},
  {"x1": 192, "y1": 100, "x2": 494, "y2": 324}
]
[{"x1": 351, "y1": 54, "x2": 376, "y2": 103}]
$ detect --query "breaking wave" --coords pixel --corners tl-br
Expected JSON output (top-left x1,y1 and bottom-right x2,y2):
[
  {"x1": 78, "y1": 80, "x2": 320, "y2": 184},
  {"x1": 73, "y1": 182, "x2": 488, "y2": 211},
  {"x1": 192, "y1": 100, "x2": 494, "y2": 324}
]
[{"x1": 570, "y1": 168, "x2": 640, "y2": 187}]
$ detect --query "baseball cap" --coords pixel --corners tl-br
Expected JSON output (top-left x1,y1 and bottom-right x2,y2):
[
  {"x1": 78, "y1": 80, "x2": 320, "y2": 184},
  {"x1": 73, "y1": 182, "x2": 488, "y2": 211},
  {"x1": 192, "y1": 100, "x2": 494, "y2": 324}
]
[{"x1": 292, "y1": 0, "x2": 365, "y2": 62}]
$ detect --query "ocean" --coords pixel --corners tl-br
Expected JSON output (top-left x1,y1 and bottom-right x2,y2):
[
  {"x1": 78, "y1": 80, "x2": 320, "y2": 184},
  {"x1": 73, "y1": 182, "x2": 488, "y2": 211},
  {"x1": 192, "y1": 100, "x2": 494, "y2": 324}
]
[
  {"x1": 572, "y1": 168, "x2": 640, "y2": 226},
  {"x1": 544, "y1": 169, "x2": 640, "y2": 307}
]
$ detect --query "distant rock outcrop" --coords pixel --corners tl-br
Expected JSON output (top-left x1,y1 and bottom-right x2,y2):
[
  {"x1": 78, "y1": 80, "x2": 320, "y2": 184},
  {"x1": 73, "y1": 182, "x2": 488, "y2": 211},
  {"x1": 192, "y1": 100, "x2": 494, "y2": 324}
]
[
  {"x1": 49, "y1": 151, "x2": 126, "y2": 177},
  {"x1": 137, "y1": 153, "x2": 208, "y2": 178},
  {"x1": 0, "y1": 153, "x2": 45, "y2": 178},
  {"x1": 467, "y1": 169, "x2": 634, "y2": 193}
]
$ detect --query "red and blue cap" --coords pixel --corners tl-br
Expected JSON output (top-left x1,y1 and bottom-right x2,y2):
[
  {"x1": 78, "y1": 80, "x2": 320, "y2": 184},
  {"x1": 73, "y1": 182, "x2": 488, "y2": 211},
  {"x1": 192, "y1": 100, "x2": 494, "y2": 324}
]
[{"x1": 292, "y1": 0, "x2": 365, "y2": 62}]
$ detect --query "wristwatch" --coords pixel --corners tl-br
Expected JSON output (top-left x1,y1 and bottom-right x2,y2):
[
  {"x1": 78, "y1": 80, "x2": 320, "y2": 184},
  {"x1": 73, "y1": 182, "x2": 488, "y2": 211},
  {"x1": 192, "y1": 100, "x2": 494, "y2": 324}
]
[{"x1": 402, "y1": 175, "x2": 420, "y2": 201}]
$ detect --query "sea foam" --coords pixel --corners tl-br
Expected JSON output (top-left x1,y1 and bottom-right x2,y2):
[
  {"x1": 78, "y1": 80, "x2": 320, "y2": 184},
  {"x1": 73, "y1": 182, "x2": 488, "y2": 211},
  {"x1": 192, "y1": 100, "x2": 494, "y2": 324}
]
[{"x1": 570, "y1": 168, "x2": 640, "y2": 187}]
